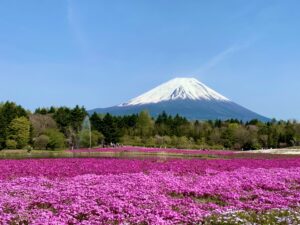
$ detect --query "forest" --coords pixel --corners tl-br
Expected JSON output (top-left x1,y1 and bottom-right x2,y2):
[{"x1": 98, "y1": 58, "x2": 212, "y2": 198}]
[{"x1": 0, "y1": 101, "x2": 299, "y2": 150}]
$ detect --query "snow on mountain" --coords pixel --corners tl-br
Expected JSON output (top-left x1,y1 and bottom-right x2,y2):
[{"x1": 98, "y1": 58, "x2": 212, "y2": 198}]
[
  {"x1": 89, "y1": 77, "x2": 270, "y2": 122},
  {"x1": 120, "y1": 77, "x2": 229, "y2": 106}
]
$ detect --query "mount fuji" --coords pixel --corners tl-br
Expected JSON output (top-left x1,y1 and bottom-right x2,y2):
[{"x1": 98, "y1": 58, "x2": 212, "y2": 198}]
[{"x1": 90, "y1": 78, "x2": 270, "y2": 121}]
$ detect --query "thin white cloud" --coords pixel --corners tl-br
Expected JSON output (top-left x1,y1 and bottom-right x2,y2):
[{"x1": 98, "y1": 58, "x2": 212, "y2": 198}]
[
  {"x1": 194, "y1": 39, "x2": 255, "y2": 76},
  {"x1": 67, "y1": 0, "x2": 91, "y2": 57}
]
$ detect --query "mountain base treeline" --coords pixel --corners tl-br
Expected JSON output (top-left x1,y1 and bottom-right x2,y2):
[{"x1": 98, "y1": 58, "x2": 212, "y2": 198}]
[{"x1": 0, "y1": 101, "x2": 299, "y2": 150}]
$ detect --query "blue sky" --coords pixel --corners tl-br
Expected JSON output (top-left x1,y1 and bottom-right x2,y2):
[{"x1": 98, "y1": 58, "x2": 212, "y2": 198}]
[{"x1": 0, "y1": 0, "x2": 300, "y2": 120}]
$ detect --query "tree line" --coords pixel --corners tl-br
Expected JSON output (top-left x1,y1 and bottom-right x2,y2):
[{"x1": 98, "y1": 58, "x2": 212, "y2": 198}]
[{"x1": 0, "y1": 101, "x2": 299, "y2": 150}]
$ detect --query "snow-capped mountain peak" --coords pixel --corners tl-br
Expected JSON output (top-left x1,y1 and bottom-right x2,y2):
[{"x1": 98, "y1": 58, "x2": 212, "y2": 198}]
[
  {"x1": 90, "y1": 77, "x2": 270, "y2": 121},
  {"x1": 120, "y1": 77, "x2": 229, "y2": 106}
]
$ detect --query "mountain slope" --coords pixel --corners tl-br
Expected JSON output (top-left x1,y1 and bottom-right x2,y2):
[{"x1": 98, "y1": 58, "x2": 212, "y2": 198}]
[
  {"x1": 90, "y1": 77, "x2": 270, "y2": 122},
  {"x1": 121, "y1": 77, "x2": 229, "y2": 106}
]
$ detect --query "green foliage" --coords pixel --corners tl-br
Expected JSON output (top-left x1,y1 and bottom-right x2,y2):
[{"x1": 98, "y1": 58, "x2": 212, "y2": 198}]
[
  {"x1": 29, "y1": 114, "x2": 57, "y2": 138},
  {"x1": 88, "y1": 111, "x2": 300, "y2": 150},
  {"x1": 52, "y1": 107, "x2": 71, "y2": 133},
  {"x1": 78, "y1": 130, "x2": 91, "y2": 148},
  {"x1": 79, "y1": 130, "x2": 104, "y2": 148},
  {"x1": 1, "y1": 102, "x2": 300, "y2": 150},
  {"x1": 34, "y1": 135, "x2": 50, "y2": 150},
  {"x1": 90, "y1": 112, "x2": 103, "y2": 131},
  {"x1": 25, "y1": 145, "x2": 33, "y2": 152},
  {"x1": 92, "y1": 130, "x2": 104, "y2": 146},
  {"x1": 136, "y1": 110, "x2": 154, "y2": 137},
  {"x1": 52, "y1": 106, "x2": 87, "y2": 148},
  {"x1": 70, "y1": 105, "x2": 87, "y2": 132},
  {"x1": 8, "y1": 117, "x2": 30, "y2": 149},
  {"x1": 45, "y1": 129, "x2": 66, "y2": 150},
  {"x1": 0, "y1": 102, "x2": 27, "y2": 149},
  {"x1": 101, "y1": 114, "x2": 121, "y2": 144},
  {"x1": 34, "y1": 106, "x2": 56, "y2": 115},
  {"x1": 5, "y1": 140, "x2": 17, "y2": 149}
]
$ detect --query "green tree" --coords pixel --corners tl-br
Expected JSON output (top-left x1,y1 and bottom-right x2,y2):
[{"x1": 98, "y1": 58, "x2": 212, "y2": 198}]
[
  {"x1": 34, "y1": 135, "x2": 50, "y2": 150},
  {"x1": 92, "y1": 130, "x2": 104, "y2": 146},
  {"x1": 155, "y1": 111, "x2": 172, "y2": 136},
  {"x1": 0, "y1": 102, "x2": 27, "y2": 149},
  {"x1": 79, "y1": 130, "x2": 92, "y2": 148},
  {"x1": 177, "y1": 136, "x2": 190, "y2": 148},
  {"x1": 90, "y1": 113, "x2": 103, "y2": 132},
  {"x1": 221, "y1": 123, "x2": 239, "y2": 148},
  {"x1": 102, "y1": 114, "x2": 120, "y2": 144},
  {"x1": 8, "y1": 117, "x2": 30, "y2": 149},
  {"x1": 79, "y1": 130, "x2": 104, "y2": 148},
  {"x1": 70, "y1": 105, "x2": 87, "y2": 132},
  {"x1": 45, "y1": 129, "x2": 66, "y2": 150},
  {"x1": 5, "y1": 140, "x2": 17, "y2": 149},
  {"x1": 170, "y1": 114, "x2": 190, "y2": 136},
  {"x1": 162, "y1": 136, "x2": 172, "y2": 146},
  {"x1": 136, "y1": 110, "x2": 154, "y2": 137},
  {"x1": 295, "y1": 123, "x2": 300, "y2": 146},
  {"x1": 53, "y1": 107, "x2": 72, "y2": 134},
  {"x1": 29, "y1": 114, "x2": 57, "y2": 138}
]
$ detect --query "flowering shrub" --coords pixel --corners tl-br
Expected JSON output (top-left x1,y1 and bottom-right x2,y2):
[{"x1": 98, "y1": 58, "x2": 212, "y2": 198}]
[{"x1": 1, "y1": 157, "x2": 300, "y2": 224}]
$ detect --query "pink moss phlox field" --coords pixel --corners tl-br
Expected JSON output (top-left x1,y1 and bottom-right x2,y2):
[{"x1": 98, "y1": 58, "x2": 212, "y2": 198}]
[
  {"x1": 1, "y1": 158, "x2": 300, "y2": 224},
  {"x1": 1, "y1": 158, "x2": 300, "y2": 179}
]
